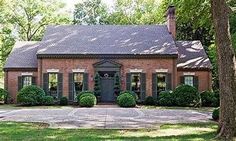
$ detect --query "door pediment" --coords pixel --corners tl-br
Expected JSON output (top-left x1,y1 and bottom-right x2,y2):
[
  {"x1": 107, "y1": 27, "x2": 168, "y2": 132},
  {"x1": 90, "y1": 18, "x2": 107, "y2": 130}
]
[{"x1": 93, "y1": 60, "x2": 122, "y2": 68}]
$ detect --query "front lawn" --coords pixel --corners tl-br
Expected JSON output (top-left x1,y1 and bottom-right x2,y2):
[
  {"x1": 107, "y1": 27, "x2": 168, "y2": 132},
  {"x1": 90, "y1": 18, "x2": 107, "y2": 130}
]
[{"x1": 0, "y1": 122, "x2": 218, "y2": 141}]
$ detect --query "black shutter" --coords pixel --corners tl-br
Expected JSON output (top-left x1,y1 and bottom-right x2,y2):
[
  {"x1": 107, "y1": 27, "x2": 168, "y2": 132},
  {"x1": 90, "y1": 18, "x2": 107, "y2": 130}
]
[
  {"x1": 32, "y1": 76, "x2": 36, "y2": 85},
  {"x1": 193, "y1": 76, "x2": 199, "y2": 90},
  {"x1": 43, "y1": 73, "x2": 49, "y2": 95},
  {"x1": 83, "y1": 73, "x2": 88, "y2": 90},
  {"x1": 166, "y1": 73, "x2": 172, "y2": 90},
  {"x1": 68, "y1": 73, "x2": 73, "y2": 101},
  {"x1": 18, "y1": 76, "x2": 22, "y2": 91},
  {"x1": 180, "y1": 76, "x2": 185, "y2": 84},
  {"x1": 152, "y1": 73, "x2": 157, "y2": 99},
  {"x1": 58, "y1": 73, "x2": 63, "y2": 99},
  {"x1": 126, "y1": 73, "x2": 131, "y2": 90},
  {"x1": 141, "y1": 73, "x2": 146, "y2": 101}
]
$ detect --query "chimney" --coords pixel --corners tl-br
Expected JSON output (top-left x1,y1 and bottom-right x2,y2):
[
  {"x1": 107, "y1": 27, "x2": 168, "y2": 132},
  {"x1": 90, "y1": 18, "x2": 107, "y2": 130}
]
[{"x1": 166, "y1": 5, "x2": 176, "y2": 39}]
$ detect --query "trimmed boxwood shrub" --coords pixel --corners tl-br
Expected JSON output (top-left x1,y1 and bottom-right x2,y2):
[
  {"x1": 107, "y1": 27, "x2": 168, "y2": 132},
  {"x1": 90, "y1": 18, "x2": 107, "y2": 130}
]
[
  {"x1": 173, "y1": 85, "x2": 200, "y2": 107},
  {"x1": 77, "y1": 93, "x2": 95, "y2": 104},
  {"x1": 158, "y1": 91, "x2": 175, "y2": 106},
  {"x1": 144, "y1": 96, "x2": 156, "y2": 106},
  {"x1": 42, "y1": 96, "x2": 54, "y2": 106},
  {"x1": 60, "y1": 97, "x2": 68, "y2": 106},
  {"x1": 76, "y1": 91, "x2": 94, "y2": 102},
  {"x1": 79, "y1": 95, "x2": 97, "y2": 107},
  {"x1": 200, "y1": 91, "x2": 218, "y2": 107},
  {"x1": 212, "y1": 107, "x2": 219, "y2": 121},
  {"x1": 117, "y1": 93, "x2": 136, "y2": 107},
  {"x1": 119, "y1": 91, "x2": 138, "y2": 101},
  {"x1": 17, "y1": 85, "x2": 45, "y2": 106},
  {"x1": 0, "y1": 88, "x2": 8, "y2": 103}
]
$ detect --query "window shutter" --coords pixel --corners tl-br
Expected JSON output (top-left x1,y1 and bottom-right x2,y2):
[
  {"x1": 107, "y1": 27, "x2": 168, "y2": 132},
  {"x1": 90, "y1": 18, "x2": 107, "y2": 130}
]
[
  {"x1": 58, "y1": 73, "x2": 63, "y2": 99},
  {"x1": 152, "y1": 73, "x2": 157, "y2": 99},
  {"x1": 32, "y1": 76, "x2": 36, "y2": 85},
  {"x1": 43, "y1": 73, "x2": 49, "y2": 95},
  {"x1": 141, "y1": 73, "x2": 146, "y2": 101},
  {"x1": 18, "y1": 76, "x2": 22, "y2": 91},
  {"x1": 193, "y1": 76, "x2": 199, "y2": 90},
  {"x1": 126, "y1": 73, "x2": 131, "y2": 90},
  {"x1": 166, "y1": 73, "x2": 172, "y2": 90},
  {"x1": 83, "y1": 73, "x2": 88, "y2": 90},
  {"x1": 180, "y1": 76, "x2": 185, "y2": 84},
  {"x1": 68, "y1": 73, "x2": 73, "y2": 101}
]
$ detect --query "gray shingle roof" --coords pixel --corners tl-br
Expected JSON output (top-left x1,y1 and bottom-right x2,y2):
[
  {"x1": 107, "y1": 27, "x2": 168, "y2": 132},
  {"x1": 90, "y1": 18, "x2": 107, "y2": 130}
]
[
  {"x1": 4, "y1": 41, "x2": 39, "y2": 69},
  {"x1": 37, "y1": 25, "x2": 178, "y2": 55},
  {"x1": 176, "y1": 41, "x2": 212, "y2": 69}
]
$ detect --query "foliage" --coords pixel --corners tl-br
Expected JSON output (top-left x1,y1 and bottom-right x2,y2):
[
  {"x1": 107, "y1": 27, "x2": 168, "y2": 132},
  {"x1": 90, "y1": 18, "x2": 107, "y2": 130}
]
[
  {"x1": 4, "y1": 0, "x2": 71, "y2": 41},
  {"x1": 158, "y1": 91, "x2": 175, "y2": 106},
  {"x1": 59, "y1": 97, "x2": 68, "y2": 106},
  {"x1": 0, "y1": 88, "x2": 8, "y2": 102},
  {"x1": 200, "y1": 91, "x2": 219, "y2": 107},
  {"x1": 114, "y1": 73, "x2": 121, "y2": 97},
  {"x1": 77, "y1": 91, "x2": 95, "y2": 104},
  {"x1": 73, "y1": 0, "x2": 108, "y2": 25},
  {"x1": 144, "y1": 96, "x2": 156, "y2": 106},
  {"x1": 120, "y1": 91, "x2": 138, "y2": 101},
  {"x1": 117, "y1": 93, "x2": 136, "y2": 107},
  {"x1": 93, "y1": 73, "x2": 101, "y2": 97},
  {"x1": 173, "y1": 85, "x2": 200, "y2": 107},
  {"x1": 212, "y1": 107, "x2": 219, "y2": 121},
  {"x1": 17, "y1": 85, "x2": 45, "y2": 106},
  {"x1": 42, "y1": 96, "x2": 54, "y2": 106},
  {"x1": 79, "y1": 95, "x2": 96, "y2": 107}
]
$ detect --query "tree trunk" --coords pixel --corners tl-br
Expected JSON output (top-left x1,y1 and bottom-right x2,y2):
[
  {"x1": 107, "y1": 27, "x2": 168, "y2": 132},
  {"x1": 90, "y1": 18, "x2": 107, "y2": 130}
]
[{"x1": 211, "y1": 0, "x2": 236, "y2": 140}]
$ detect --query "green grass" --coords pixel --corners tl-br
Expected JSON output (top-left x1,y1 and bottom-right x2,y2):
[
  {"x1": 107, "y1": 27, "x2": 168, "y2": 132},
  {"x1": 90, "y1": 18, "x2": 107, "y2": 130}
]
[
  {"x1": 0, "y1": 122, "x2": 218, "y2": 141},
  {"x1": 140, "y1": 105, "x2": 215, "y2": 112}
]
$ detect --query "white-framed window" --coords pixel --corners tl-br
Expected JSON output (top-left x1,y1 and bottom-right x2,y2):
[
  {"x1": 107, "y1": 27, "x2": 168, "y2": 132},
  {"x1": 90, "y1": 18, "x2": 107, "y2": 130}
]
[
  {"x1": 184, "y1": 76, "x2": 194, "y2": 87},
  {"x1": 48, "y1": 73, "x2": 58, "y2": 99},
  {"x1": 131, "y1": 73, "x2": 141, "y2": 100},
  {"x1": 22, "y1": 76, "x2": 32, "y2": 87},
  {"x1": 157, "y1": 73, "x2": 167, "y2": 93}
]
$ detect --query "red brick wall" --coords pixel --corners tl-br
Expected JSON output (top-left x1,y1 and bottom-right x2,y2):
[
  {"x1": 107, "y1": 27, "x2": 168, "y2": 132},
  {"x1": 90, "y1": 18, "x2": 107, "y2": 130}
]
[
  {"x1": 177, "y1": 70, "x2": 212, "y2": 92},
  {"x1": 40, "y1": 58, "x2": 176, "y2": 97},
  {"x1": 6, "y1": 70, "x2": 38, "y2": 103}
]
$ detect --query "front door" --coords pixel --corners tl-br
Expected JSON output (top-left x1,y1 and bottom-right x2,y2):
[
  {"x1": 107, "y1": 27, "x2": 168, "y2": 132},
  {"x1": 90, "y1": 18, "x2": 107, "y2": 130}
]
[{"x1": 101, "y1": 77, "x2": 115, "y2": 102}]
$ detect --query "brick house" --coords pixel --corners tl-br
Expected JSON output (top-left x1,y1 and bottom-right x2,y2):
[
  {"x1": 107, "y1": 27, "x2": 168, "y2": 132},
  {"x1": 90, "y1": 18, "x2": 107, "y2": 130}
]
[{"x1": 4, "y1": 6, "x2": 212, "y2": 103}]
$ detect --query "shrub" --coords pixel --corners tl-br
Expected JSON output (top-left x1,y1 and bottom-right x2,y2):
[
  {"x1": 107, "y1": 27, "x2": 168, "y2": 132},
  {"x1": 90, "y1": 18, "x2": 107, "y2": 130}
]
[
  {"x1": 119, "y1": 91, "x2": 138, "y2": 101},
  {"x1": 59, "y1": 97, "x2": 68, "y2": 106},
  {"x1": 17, "y1": 85, "x2": 45, "y2": 106},
  {"x1": 144, "y1": 96, "x2": 156, "y2": 106},
  {"x1": 79, "y1": 95, "x2": 97, "y2": 107},
  {"x1": 212, "y1": 107, "x2": 219, "y2": 121},
  {"x1": 0, "y1": 88, "x2": 8, "y2": 103},
  {"x1": 117, "y1": 93, "x2": 136, "y2": 107},
  {"x1": 200, "y1": 91, "x2": 218, "y2": 107},
  {"x1": 42, "y1": 96, "x2": 54, "y2": 106},
  {"x1": 173, "y1": 85, "x2": 200, "y2": 107},
  {"x1": 158, "y1": 91, "x2": 175, "y2": 106},
  {"x1": 77, "y1": 92, "x2": 95, "y2": 104}
]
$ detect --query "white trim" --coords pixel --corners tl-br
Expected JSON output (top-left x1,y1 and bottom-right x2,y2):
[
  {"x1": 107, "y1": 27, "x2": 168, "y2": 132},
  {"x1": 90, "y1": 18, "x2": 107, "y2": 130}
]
[
  {"x1": 155, "y1": 69, "x2": 168, "y2": 73},
  {"x1": 47, "y1": 69, "x2": 59, "y2": 73},
  {"x1": 21, "y1": 72, "x2": 33, "y2": 76},
  {"x1": 129, "y1": 69, "x2": 143, "y2": 73},
  {"x1": 183, "y1": 72, "x2": 195, "y2": 76},
  {"x1": 72, "y1": 69, "x2": 86, "y2": 73}
]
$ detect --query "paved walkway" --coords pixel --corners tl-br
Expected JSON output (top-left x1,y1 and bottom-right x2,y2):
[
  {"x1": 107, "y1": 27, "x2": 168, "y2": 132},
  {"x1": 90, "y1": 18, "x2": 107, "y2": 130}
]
[{"x1": 0, "y1": 107, "x2": 212, "y2": 129}]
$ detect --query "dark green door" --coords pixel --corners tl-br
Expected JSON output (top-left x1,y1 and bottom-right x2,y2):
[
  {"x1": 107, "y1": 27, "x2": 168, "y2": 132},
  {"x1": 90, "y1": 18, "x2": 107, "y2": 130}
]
[{"x1": 101, "y1": 77, "x2": 115, "y2": 102}]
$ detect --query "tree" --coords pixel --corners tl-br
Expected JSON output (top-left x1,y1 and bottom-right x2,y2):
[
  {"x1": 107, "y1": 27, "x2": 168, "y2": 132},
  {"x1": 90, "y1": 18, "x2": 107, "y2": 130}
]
[
  {"x1": 94, "y1": 73, "x2": 101, "y2": 98},
  {"x1": 5, "y1": 0, "x2": 71, "y2": 41},
  {"x1": 211, "y1": 0, "x2": 236, "y2": 140},
  {"x1": 114, "y1": 73, "x2": 121, "y2": 97},
  {"x1": 73, "y1": 0, "x2": 109, "y2": 25}
]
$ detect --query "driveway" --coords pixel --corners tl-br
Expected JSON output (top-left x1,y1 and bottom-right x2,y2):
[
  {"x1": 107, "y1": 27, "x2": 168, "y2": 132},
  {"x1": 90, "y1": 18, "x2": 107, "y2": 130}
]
[{"x1": 0, "y1": 107, "x2": 213, "y2": 129}]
